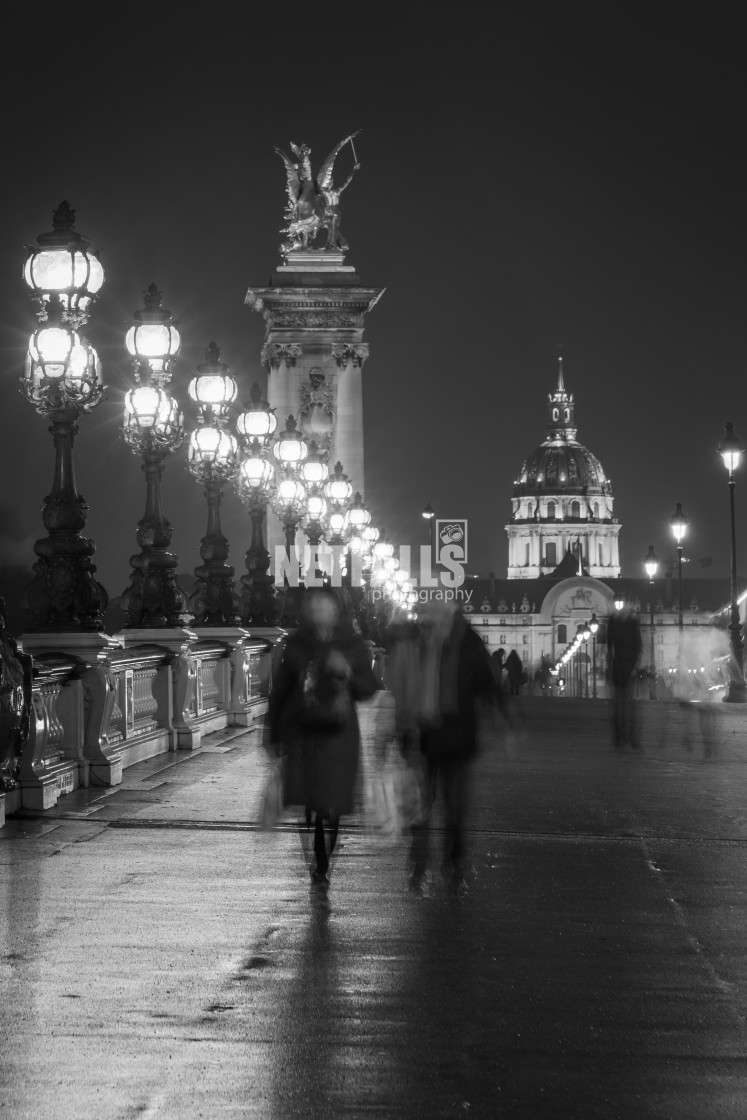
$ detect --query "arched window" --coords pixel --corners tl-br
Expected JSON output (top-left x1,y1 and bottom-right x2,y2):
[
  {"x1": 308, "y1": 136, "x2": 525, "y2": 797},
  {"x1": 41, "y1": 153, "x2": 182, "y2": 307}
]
[
  {"x1": 570, "y1": 500, "x2": 580, "y2": 518},
  {"x1": 552, "y1": 408, "x2": 559, "y2": 421},
  {"x1": 547, "y1": 500, "x2": 555, "y2": 519},
  {"x1": 558, "y1": 624, "x2": 567, "y2": 643}
]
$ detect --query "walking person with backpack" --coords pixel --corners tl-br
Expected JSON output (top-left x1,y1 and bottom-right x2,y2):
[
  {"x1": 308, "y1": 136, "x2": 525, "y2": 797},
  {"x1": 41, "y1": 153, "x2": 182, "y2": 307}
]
[{"x1": 268, "y1": 587, "x2": 378, "y2": 887}]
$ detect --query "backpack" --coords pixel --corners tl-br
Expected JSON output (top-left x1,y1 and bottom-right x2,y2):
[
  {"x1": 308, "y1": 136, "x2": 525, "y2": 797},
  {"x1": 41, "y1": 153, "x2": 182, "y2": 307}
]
[{"x1": 300, "y1": 658, "x2": 351, "y2": 730}]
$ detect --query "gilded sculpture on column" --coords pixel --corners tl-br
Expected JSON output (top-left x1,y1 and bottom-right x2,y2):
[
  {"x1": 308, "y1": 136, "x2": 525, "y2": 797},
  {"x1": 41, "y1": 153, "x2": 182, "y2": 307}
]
[{"x1": 274, "y1": 132, "x2": 361, "y2": 256}]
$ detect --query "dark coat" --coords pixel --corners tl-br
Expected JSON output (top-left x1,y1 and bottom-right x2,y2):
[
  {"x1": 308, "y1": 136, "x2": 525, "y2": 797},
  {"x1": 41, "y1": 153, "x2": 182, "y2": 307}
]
[
  {"x1": 420, "y1": 616, "x2": 498, "y2": 761},
  {"x1": 269, "y1": 626, "x2": 378, "y2": 816},
  {"x1": 606, "y1": 613, "x2": 642, "y2": 686}
]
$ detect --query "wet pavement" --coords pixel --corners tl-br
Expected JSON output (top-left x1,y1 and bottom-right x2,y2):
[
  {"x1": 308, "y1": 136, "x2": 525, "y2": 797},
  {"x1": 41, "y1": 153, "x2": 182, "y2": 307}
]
[{"x1": 3, "y1": 694, "x2": 747, "y2": 1119}]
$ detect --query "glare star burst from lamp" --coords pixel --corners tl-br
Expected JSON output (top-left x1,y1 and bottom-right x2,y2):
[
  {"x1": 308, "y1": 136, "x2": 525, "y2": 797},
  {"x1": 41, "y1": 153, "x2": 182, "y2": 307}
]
[
  {"x1": 120, "y1": 286, "x2": 187, "y2": 629},
  {"x1": 186, "y1": 343, "x2": 241, "y2": 627},
  {"x1": 718, "y1": 422, "x2": 746, "y2": 703},
  {"x1": 21, "y1": 203, "x2": 108, "y2": 632},
  {"x1": 235, "y1": 383, "x2": 278, "y2": 627}
]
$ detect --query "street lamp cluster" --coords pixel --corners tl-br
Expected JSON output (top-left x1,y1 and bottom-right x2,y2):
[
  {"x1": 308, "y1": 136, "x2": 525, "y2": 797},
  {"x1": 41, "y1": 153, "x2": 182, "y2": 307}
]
[
  {"x1": 551, "y1": 614, "x2": 598, "y2": 697},
  {"x1": 19, "y1": 203, "x2": 410, "y2": 637}
]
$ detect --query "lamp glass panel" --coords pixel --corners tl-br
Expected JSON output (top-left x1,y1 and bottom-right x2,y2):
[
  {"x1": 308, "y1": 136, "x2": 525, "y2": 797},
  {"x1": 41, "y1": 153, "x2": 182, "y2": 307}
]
[
  {"x1": 31, "y1": 325, "x2": 76, "y2": 363},
  {"x1": 722, "y1": 448, "x2": 742, "y2": 472},
  {"x1": 238, "y1": 410, "x2": 277, "y2": 438},
  {"x1": 189, "y1": 374, "x2": 237, "y2": 406},
  {"x1": 306, "y1": 494, "x2": 327, "y2": 520},
  {"x1": 240, "y1": 456, "x2": 273, "y2": 488},
  {"x1": 326, "y1": 477, "x2": 352, "y2": 502}
]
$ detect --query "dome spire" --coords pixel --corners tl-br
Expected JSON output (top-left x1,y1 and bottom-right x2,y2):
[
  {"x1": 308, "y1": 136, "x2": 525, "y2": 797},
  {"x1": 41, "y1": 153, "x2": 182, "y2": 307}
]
[
  {"x1": 546, "y1": 348, "x2": 577, "y2": 441},
  {"x1": 557, "y1": 342, "x2": 565, "y2": 393}
]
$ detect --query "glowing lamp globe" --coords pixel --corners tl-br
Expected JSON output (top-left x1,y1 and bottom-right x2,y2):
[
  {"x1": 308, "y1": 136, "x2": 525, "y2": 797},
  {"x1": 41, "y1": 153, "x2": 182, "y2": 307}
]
[
  {"x1": 348, "y1": 493, "x2": 370, "y2": 531},
  {"x1": 28, "y1": 322, "x2": 82, "y2": 381},
  {"x1": 324, "y1": 462, "x2": 353, "y2": 505},
  {"x1": 23, "y1": 201, "x2": 104, "y2": 316},
  {"x1": 719, "y1": 423, "x2": 743, "y2": 474},
  {"x1": 237, "y1": 383, "x2": 277, "y2": 443},
  {"x1": 670, "y1": 502, "x2": 689, "y2": 545},
  {"x1": 301, "y1": 443, "x2": 330, "y2": 486},
  {"x1": 188, "y1": 344, "x2": 237, "y2": 418},
  {"x1": 305, "y1": 493, "x2": 328, "y2": 522},
  {"x1": 188, "y1": 426, "x2": 238, "y2": 468},
  {"x1": 240, "y1": 454, "x2": 274, "y2": 491},
  {"x1": 276, "y1": 477, "x2": 306, "y2": 507},
  {"x1": 125, "y1": 284, "x2": 181, "y2": 376},
  {"x1": 327, "y1": 510, "x2": 347, "y2": 538},
  {"x1": 273, "y1": 416, "x2": 308, "y2": 468}
]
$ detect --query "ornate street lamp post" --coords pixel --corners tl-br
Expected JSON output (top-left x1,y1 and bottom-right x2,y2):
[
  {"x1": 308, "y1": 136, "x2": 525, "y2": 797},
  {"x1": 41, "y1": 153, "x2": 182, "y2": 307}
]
[
  {"x1": 324, "y1": 461, "x2": 354, "y2": 586},
  {"x1": 644, "y1": 545, "x2": 659, "y2": 700},
  {"x1": 236, "y1": 383, "x2": 278, "y2": 626},
  {"x1": 670, "y1": 502, "x2": 688, "y2": 631},
  {"x1": 271, "y1": 415, "x2": 308, "y2": 625},
  {"x1": 719, "y1": 423, "x2": 746, "y2": 702},
  {"x1": 300, "y1": 442, "x2": 330, "y2": 579},
  {"x1": 186, "y1": 343, "x2": 240, "y2": 626},
  {"x1": 120, "y1": 286, "x2": 187, "y2": 628},
  {"x1": 589, "y1": 612, "x2": 599, "y2": 699},
  {"x1": 21, "y1": 202, "x2": 107, "y2": 631}
]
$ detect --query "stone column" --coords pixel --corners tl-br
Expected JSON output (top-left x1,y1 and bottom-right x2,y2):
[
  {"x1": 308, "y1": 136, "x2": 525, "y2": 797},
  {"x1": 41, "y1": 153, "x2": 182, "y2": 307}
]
[{"x1": 331, "y1": 343, "x2": 368, "y2": 494}]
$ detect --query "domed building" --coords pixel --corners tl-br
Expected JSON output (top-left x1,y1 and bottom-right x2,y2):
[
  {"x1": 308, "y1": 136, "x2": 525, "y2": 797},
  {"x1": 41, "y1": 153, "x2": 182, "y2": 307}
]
[{"x1": 506, "y1": 355, "x2": 621, "y2": 579}]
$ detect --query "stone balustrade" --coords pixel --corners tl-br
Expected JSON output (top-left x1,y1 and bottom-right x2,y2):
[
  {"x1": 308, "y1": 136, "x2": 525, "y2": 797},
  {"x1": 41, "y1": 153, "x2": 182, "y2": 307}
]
[{"x1": 0, "y1": 629, "x2": 282, "y2": 827}]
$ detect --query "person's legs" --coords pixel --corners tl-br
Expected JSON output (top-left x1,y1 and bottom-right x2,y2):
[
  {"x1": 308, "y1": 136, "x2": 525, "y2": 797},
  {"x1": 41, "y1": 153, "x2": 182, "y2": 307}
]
[
  {"x1": 313, "y1": 815, "x2": 329, "y2": 879},
  {"x1": 442, "y1": 756, "x2": 469, "y2": 880},
  {"x1": 612, "y1": 684, "x2": 626, "y2": 747},
  {"x1": 410, "y1": 755, "x2": 437, "y2": 891}
]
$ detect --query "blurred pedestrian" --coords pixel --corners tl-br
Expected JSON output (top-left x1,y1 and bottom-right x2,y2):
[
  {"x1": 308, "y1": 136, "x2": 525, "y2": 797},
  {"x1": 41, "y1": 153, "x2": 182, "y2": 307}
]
[
  {"x1": 490, "y1": 647, "x2": 506, "y2": 692},
  {"x1": 505, "y1": 648, "x2": 525, "y2": 695},
  {"x1": 269, "y1": 588, "x2": 378, "y2": 887},
  {"x1": 606, "y1": 605, "x2": 643, "y2": 750},
  {"x1": 391, "y1": 600, "x2": 500, "y2": 896}
]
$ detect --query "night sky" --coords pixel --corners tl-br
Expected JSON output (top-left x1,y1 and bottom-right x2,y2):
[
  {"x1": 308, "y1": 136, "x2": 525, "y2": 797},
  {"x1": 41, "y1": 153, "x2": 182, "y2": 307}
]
[{"x1": 1, "y1": 8, "x2": 746, "y2": 608}]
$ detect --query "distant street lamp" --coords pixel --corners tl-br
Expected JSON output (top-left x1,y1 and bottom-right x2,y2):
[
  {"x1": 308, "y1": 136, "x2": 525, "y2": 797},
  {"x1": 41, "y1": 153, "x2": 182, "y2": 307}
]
[
  {"x1": 589, "y1": 613, "x2": 599, "y2": 698},
  {"x1": 186, "y1": 343, "x2": 240, "y2": 627},
  {"x1": 644, "y1": 545, "x2": 659, "y2": 700},
  {"x1": 423, "y1": 501, "x2": 436, "y2": 575},
  {"x1": 574, "y1": 624, "x2": 585, "y2": 697},
  {"x1": 235, "y1": 384, "x2": 277, "y2": 626},
  {"x1": 582, "y1": 618, "x2": 592, "y2": 698},
  {"x1": 21, "y1": 203, "x2": 108, "y2": 632},
  {"x1": 670, "y1": 502, "x2": 688, "y2": 630},
  {"x1": 120, "y1": 285, "x2": 187, "y2": 628},
  {"x1": 718, "y1": 422, "x2": 746, "y2": 703}
]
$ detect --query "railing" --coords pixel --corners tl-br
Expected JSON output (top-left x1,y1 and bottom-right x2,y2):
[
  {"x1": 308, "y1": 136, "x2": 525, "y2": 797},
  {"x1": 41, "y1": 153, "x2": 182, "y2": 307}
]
[{"x1": 1, "y1": 629, "x2": 280, "y2": 825}]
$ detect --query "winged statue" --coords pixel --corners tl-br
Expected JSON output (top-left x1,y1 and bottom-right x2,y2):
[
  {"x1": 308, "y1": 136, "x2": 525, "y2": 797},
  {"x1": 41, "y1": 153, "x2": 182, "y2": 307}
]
[{"x1": 275, "y1": 132, "x2": 361, "y2": 255}]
